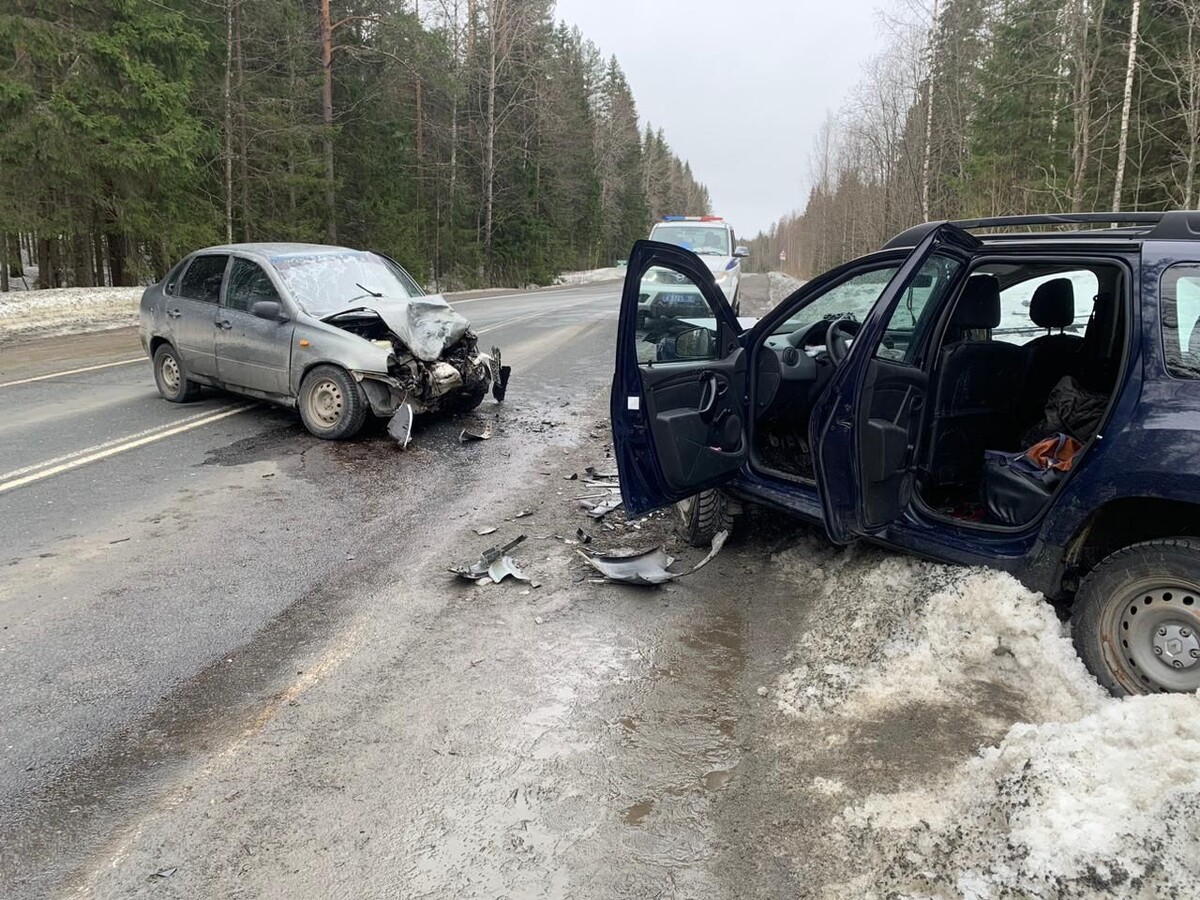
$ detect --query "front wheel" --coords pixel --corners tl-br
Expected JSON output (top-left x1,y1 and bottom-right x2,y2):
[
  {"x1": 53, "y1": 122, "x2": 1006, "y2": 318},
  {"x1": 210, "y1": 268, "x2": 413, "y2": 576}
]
[
  {"x1": 298, "y1": 365, "x2": 368, "y2": 440},
  {"x1": 676, "y1": 489, "x2": 733, "y2": 548},
  {"x1": 1072, "y1": 537, "x2": 1200, "y2": 695}
]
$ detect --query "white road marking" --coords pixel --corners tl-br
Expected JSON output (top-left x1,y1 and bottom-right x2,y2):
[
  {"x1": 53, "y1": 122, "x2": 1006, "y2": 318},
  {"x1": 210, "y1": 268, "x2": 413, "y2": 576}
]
[
  {"x1": 0, "y1": 356, "x2": 145, "y2": 389},
  {"x1": 0, "y1": 403, "x2": 254, "y2": 494},
  {"x1": 449, "y1": 281, "x2": 618, "y2": 306}
]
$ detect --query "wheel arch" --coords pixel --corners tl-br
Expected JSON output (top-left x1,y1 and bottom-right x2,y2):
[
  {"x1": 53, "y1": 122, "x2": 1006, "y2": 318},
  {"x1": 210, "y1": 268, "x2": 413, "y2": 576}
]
[{"x1": 1063, "y1": 497, "x2": 1200, "y2": 596}]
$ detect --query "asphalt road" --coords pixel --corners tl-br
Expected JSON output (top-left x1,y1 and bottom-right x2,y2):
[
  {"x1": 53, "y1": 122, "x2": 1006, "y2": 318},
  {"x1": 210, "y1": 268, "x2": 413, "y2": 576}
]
[
  {"x1": 0, "y1": 279, "x2": 627, "y2": 896},
  {"x1": 0, "y1": 275, "x2": 1072, "y2": 899}
]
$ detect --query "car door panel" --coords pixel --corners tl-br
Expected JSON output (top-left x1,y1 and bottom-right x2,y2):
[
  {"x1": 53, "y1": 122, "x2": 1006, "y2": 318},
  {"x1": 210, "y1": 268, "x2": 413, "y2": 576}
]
[
  {"x1": 171, "y1": 254, "x2": 229, "y2": 378},
  {"x1": 612, "y1": 240, "x2": 748, "y2": 516},
  {"x1": 812, "y1": 224, "x2": 977, "y2": 543},
  {"x1": 639, "y1": 351, "x2": 747, "y2": 491},
  {"x1": 216, "y1": 258, "x2": 294, "y2": 395}
]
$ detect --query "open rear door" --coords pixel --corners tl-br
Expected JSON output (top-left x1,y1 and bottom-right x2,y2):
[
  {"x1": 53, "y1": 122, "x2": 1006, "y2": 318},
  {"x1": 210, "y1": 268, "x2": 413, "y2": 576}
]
[
  {"x1": 612, "y1": 240, "x2": 748, "y2": 516},
  {"x1": 810, "y1": 224, "x2": 978, "y2": 543}
]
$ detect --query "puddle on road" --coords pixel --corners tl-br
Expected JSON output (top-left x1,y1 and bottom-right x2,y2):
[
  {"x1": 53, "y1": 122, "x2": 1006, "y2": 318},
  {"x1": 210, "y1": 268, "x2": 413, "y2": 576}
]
[{"x1": 610, "y1": 604, "x2": 747, "y2": 856}]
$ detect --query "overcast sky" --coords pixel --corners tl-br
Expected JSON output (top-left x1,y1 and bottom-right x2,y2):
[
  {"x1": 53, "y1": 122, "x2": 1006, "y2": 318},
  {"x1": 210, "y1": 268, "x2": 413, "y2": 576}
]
[{"x1": 554, "y1": 0, "x2": 890, "y2": 237}]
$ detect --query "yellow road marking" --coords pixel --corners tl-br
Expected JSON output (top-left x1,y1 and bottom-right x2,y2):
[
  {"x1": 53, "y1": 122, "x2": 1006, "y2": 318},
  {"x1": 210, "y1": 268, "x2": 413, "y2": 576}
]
[{"x1": 0, "y1": 357, "x2": 145, "y2": 389}]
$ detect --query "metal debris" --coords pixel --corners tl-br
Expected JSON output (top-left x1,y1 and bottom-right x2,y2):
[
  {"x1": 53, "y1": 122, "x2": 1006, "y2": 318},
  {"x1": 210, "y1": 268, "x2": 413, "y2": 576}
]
[
  {"x1": 148, "y1": 867, "x2": 177, "y2": 880},
  {"x1": 449, "y1": 535, "x2": 528, "y2": 583},
  {"x1": 388, "y1": 402, "x2": 415, "y2": 448},
  {"x1": 459, "y1": 422, "x2": 493, "y2": 442},
  {"x1": 475, "y1": 526, "x2": 498, "y2": 536},
  {"x1": 585, "y1": 466, "x2": 618, "y2": 480},
  {"x1": 513, "y1": 509, "x2": 533, "y2": 519},
  {"x1": 579, "y1": 530, "x2": 729, "y2": 586},
  {"x1": 582, "y1": 497, "x2": 622, "y2": 519},
  {"x1": 575, "y1": 527, "x2": 593, "y2": 545}
]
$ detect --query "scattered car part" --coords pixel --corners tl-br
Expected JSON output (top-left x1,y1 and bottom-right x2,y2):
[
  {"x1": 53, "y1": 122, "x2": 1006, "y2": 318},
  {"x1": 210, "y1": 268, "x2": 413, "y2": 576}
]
[
  {"x1": 449, "y1": 535, "x2": 528, "y2": 582},
  {"x1": 460, "y1": 422, "x2": 493, "y2": 442},
  {"x1": 585, "y1": 466, "x2": 619, "y2": 480},
  {"x1": 514, "y1": 509, "x2": 533, "y2": 519},
  {"x1": 490, "y1": 346, "x2": 511, "y2": 402},
  {"x1": 583, "y1": 497, "x2": 622, "y2": 519},
  {"x1": 579, "y1": 530, "x2": 728, "y2": 586},
  {"x1": 576, "y1": 527, "x2": 593, "y2": 545},
  {"x1": 475, "y1": 526, "x2": 498, "y2": 536},
  {"x1": 388, "y1": 402, "x2": 415, "y2": 448}
]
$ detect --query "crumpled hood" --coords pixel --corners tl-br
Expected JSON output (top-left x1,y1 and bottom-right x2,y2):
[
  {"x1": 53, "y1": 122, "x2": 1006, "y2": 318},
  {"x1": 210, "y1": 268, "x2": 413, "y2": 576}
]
[{"x1": 325, "y1": 294, "x2": 470, "y2": 362}]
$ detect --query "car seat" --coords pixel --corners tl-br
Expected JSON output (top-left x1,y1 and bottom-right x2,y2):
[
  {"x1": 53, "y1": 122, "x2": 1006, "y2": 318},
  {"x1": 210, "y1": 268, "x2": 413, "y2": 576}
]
[
  {"x1": 1018, "y1": 278, "x2": 1083, "y2": 422},
  {"x1": 927, "y1": 274, "x2": 1024, "y2": 485}
]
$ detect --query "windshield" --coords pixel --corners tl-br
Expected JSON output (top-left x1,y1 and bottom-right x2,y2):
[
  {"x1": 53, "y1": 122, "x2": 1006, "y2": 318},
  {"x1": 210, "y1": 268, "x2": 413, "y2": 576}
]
[
  {"x1": 270, "y1": 251, "x2": 423, "y2": 316},
  {"x1": 650, "y1": 225, "x2": 730, "y2": 256}
]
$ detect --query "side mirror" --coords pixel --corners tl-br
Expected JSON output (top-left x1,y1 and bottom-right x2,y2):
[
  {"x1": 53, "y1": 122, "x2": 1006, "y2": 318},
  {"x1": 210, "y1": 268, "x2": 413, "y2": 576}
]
[
  {"x1": 657, "y1": 325, "x2": 715, "y2": 362},
  {"x1": 252, "y1": 300, "x2": 284, "y2": 321},
  {"x1": 734, "y1": 246, "x2": 750, "y2": 258}
]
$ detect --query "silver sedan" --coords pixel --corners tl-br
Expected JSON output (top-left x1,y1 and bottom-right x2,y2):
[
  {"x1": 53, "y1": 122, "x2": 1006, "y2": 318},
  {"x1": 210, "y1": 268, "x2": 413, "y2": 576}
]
[{"x1": 139, "y1": 243, "x2": 507, "y2": 440}]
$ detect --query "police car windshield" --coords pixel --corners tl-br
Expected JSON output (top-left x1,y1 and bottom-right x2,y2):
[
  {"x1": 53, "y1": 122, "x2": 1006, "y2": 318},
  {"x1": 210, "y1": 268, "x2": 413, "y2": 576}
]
[{"x1": 651, "y1": 225, "x2": 730, "y2": 256}]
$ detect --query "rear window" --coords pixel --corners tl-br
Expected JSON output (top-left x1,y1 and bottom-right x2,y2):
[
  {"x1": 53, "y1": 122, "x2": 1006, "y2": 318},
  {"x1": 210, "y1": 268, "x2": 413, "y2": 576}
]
[
  {"x1": 178, "y1": 254, "x2": 229, "y2": 304},
  {"x1": 1161, "y1": 264, "x2": 1200, "y2": 379}
]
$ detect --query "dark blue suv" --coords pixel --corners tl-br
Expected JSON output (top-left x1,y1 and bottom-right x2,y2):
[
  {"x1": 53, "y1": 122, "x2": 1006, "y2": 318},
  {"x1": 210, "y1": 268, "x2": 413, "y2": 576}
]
[{"x1": 611, "y1": 212, "x2": 1200, "y2": 697}]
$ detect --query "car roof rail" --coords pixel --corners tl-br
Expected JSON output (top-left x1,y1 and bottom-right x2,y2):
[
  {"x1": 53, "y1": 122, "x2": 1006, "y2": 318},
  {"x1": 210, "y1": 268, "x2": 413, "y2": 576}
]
[{"x1": 883, "y1": 211, "x2": 1200, "y2": 248}]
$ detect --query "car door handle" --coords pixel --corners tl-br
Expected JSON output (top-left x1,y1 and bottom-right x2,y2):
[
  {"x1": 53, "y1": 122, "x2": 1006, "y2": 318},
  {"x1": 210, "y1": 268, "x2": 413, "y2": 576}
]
[
  {"x1": 216, "y1": 319, "x2": 232, "y2": 330},
  {"x1": 698, "y1": 372, "x2": 725, "y2": 416},
  {"x1": 166, "y1": 308, "x2": 182, "y2": 319}
]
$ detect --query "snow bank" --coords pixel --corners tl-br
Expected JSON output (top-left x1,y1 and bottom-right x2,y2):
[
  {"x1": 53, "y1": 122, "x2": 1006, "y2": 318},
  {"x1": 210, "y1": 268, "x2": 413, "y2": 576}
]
[
  {"x1": 555, "y1": 266, "x2": 625, "y2": 286},
  {"x1": 0, "y1": 286, "x2": 142, "y2": 342},
  {"x1": 769, "y1": 543, "x2": 1200, "y2": 896},
  {"x1": 767, "y1": 271, "x2": 806, "y2": 304},
  {"x1": 843, "y1": 695, "x2": 1200, "y2": 898}
]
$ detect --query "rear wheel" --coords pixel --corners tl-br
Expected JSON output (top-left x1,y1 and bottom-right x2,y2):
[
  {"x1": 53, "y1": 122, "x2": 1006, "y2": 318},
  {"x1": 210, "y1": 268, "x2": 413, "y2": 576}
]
[
  {"x1": 298, "y1": 365, "x2": 368, "y2": 440},
  {"x1": 1072, "y1": 538, "x2": 1200, "y2": 695},
  {"x1": 152, "y1": 343, "x2": 201, "y2": 403},
  {"x1": 676, "y1": 489, "x2": 732, "y2": 547}
]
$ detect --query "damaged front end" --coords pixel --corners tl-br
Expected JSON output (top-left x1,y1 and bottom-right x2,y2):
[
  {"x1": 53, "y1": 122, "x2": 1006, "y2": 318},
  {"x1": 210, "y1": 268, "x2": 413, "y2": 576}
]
[{"x1": 324, "y1": 301, "x2": 511, "y2": 418}]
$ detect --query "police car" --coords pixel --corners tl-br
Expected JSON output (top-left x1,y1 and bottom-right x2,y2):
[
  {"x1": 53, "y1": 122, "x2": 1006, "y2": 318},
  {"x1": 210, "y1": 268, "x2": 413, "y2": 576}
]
[{"x1": 637, "y1": 217, "x2": 749, "y2": 326}]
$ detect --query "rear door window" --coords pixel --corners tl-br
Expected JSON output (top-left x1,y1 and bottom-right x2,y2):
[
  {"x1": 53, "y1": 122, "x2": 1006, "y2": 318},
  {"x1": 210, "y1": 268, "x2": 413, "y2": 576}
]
[
  {"x1": 178, "y1": 254, "x2": 229, "y2": 304},
  {"x1": 1162, "y1": 264, "x2": 1200, "y2": 378},
  {"x1": 224, "y1": 258, "x2": 280, "y2": 313}
]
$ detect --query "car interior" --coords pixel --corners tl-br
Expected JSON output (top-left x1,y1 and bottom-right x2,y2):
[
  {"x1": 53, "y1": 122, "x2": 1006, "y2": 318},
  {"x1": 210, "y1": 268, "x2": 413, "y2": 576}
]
[{"x1": 745, "y1": 258, "x2": 1128, "y2": 528}]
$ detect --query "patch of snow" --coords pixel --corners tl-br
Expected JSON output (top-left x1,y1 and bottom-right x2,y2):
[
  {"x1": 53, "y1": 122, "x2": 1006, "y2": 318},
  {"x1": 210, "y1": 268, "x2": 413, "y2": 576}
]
[
  {"x1": 555, "y1": 266, "x2": 625, "y2": 286},
  {"x1": 842, "y1": 695, "x2": 1200, "y2": 897},
  {"x1": 767, "y1": 271, "x2": 806, "y2": 304},
  {"x1": 770, "y1": 541, "x2": 1200, "y2": 897},
  {"x1": 0, "y1": 287, "x2": 142, "y2": 343}
]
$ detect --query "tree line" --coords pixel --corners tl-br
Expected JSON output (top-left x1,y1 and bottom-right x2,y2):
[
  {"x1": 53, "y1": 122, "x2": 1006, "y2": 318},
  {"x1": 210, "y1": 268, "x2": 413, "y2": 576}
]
[
  {"x1": 0, "y1": 0, "x2": 710, "y2": 292},
  {"x1": 747, "y1": 0, "x2": 1199, "y2": 278}
]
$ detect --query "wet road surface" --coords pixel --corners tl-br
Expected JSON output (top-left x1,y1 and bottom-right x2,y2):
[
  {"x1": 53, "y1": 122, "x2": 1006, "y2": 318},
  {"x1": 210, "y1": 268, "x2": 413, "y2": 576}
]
[{"x1": 0, "y1": 275, "x2": 1053, "y2": 899}]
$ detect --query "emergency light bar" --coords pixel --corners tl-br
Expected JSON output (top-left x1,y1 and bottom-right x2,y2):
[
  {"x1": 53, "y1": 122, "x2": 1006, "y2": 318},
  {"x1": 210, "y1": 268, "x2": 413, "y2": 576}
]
[{"x1": 661, "y1": 215, "x2": 724, "y2": 222}]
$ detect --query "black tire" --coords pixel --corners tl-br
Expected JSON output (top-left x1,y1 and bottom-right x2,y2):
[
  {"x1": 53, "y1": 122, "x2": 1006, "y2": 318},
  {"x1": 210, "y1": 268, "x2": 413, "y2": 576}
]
[
  {"x1": 152, "y1": 343, "x2": 201, "y2": 403},
  {"x1": 1072, "y1": 537, "x2": 1200, "y2": 696},
  {"x1": 297, "y1": 364, "x2": 368, "y2": 440},
  {"x1": 443, "y1": 382, "x2": 488, "y2": 414},
  {"x1": 675, "y1": 489, "x2": 733, "y2": 548}
]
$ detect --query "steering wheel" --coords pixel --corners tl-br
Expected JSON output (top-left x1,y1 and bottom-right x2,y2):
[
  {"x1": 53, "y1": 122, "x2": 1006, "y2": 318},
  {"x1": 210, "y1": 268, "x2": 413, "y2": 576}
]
[{"x1": 825, "y1": 317, "x2": 855, "y2": 364}]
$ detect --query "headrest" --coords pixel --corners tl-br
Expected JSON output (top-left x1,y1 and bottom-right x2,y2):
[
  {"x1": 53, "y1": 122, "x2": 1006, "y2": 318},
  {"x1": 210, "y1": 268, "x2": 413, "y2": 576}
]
[
  {"x1": 1030, "y1": 278, "x2": 1074, "y2": 328},
  {"x1": 952, "y1": 274, "x2": 1001, "y2": 329}
]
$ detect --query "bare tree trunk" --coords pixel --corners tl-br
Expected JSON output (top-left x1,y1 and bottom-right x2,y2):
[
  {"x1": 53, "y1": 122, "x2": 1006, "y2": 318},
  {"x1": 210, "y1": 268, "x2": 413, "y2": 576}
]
[
  {"x1": 483, "y1": 0, "x2": 499, "y2": 262},
  {"x1": 921, "y1": 0, "x2": 939, "y2": 220},
  {"x1": 1111, "y1": 0, "x2": 1141, "y2": 212},
  {"x1": 236, "y1": 1, "x2": 249, "y2": 241},
  {"x1": 0, "y1": 234, "x2": 8, "y2": 293},
  {"x1": 320, "y1": 0, "x2": 337, "y2": 243},
  {"x1": 223, "y1": 0, "x2": 234, "y2": 243}
]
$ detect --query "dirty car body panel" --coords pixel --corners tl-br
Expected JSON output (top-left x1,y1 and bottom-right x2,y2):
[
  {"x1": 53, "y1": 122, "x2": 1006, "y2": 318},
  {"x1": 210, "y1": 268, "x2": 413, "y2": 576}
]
[{"x1": 140, "y1": 243, "x2": 500, "y2": 426}]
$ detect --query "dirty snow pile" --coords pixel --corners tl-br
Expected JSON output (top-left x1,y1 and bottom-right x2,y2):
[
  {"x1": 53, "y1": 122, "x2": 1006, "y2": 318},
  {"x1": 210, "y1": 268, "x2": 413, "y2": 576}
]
[
  {"x1": 770, "y1": 539, "x2": 1200, "y2": 897},
  {"x1": 767, "y1": 271, "x2": 806, "y2": 304},
  {"x1": 555, "y1": 266, "x2": 625, "y2": 286},
  {"x1": 0, "y1": 286, "x2": 142, "y2": 342}
]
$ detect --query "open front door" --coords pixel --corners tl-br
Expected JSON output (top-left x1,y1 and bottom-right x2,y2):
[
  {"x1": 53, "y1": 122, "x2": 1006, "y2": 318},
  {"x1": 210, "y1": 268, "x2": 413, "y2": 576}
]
[
  {"x1": 811, "y1": 224, "x2": 978, "y2": 543},
  {"x1": 612, "y1": 240, "x2": 748, "y2": 516}
]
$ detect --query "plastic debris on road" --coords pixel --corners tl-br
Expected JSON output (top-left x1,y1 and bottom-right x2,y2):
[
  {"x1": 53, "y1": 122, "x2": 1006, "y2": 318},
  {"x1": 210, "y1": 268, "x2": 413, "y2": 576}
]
[
  {"x1": 579, "y1": 530, "x2": 728, "y2": 586},
  {"x1": 388, "y1": 402, "x2": 415, "y2": 448},
  {"x1": 449, "y1": 535, "x2": 530, "y2": 584},
  {"x1": 459, "y1": 422, "x2": 493, "y2": 442}
]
